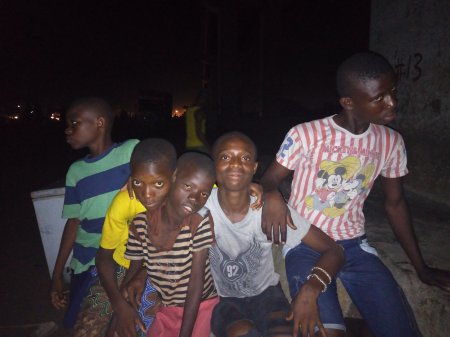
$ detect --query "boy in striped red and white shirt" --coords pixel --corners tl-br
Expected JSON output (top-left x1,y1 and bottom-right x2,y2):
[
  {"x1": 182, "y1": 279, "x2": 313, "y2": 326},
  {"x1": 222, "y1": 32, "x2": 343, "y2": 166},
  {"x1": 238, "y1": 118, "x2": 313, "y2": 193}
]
[{"x1": 261, "y1": 51, "x2": 449, "y2": 337}]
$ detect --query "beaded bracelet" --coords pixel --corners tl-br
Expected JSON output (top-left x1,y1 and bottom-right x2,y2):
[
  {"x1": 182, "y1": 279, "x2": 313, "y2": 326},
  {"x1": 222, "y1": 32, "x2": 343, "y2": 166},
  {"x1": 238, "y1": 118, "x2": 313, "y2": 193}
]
[
  {"x1": 306, "y1": 273, "x2": 328, "y2": 293},
  {"x1": 311, "y1": 266, "x2": 332, "y2": 284}
]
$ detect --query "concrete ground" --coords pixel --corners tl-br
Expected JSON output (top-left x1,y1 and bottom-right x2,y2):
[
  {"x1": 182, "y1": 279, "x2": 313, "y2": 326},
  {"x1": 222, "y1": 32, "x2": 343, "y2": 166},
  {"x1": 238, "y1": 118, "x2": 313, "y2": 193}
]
[{"x1": 1, "y1": 118, "x2": 449, "y2": 337}]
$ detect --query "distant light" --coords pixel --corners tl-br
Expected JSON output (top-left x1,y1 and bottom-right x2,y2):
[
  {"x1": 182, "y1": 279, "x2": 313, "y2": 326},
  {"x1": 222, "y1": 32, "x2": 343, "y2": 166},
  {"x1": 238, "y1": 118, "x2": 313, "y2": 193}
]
[
  {"x1": 171, "y1": 109, "x2": 184, "y2": 118},
  {"x1": 14, "y1": 116, "x2": 19, "y2": 119},
  {"x1": 30, "y1": 110, "x2": 34, "y2": 114},
  {"x1": 50, "y1": 112, "x2": 61, "y2": 121},
  {"x1": 17, "y1": 105, "x2": 21, "y2": 108}
]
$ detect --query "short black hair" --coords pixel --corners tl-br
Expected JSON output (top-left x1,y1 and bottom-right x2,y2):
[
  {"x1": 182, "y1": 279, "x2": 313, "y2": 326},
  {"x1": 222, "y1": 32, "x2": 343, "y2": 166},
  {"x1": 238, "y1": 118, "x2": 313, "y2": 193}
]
[
  {"x1": 212, "y1": 131, "x2": 258, "y2": 160},
  {"x1": 68, "y1": 97, "x2": 114, "y2": 124},
  {"x1": 130, "y1": 138, "x2": 177, "y2": 172},
  {"x1": 336, "y1": 51, "x2": 395, "y2": 97},
  {"x1": 177, "y1": 152, "x2": 215, "y2": 180}
]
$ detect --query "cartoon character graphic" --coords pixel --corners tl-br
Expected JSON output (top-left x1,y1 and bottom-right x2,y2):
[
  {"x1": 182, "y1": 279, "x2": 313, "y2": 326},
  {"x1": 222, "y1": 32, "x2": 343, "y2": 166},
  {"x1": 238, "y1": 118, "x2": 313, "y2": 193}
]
[
  {"x1": 305, "y1": 156, "x2": 375, "y2": 218},
  {"x1": 336, "y1": 164, "x2": 375, "y2": 209}
]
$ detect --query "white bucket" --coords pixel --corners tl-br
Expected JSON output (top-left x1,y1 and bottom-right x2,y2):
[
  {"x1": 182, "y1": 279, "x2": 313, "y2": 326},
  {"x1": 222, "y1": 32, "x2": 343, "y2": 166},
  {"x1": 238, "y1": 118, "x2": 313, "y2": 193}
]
[{"x1": 31, "y1": 187, "x2": 72, "y2": 283}]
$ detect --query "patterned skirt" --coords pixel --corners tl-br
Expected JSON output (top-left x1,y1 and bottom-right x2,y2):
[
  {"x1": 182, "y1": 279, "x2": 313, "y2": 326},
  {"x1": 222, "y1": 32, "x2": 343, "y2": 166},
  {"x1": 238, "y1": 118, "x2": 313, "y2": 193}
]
[{"x1": 73, "y1": 265, "x2": 161, "y2": 337}]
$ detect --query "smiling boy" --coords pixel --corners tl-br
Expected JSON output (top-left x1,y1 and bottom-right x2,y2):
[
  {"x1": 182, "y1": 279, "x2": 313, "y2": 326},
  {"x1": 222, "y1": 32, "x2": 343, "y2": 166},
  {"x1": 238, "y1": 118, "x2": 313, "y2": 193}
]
[{"x1": 208, "y1": 131, "x2": 344, "y2": 337}]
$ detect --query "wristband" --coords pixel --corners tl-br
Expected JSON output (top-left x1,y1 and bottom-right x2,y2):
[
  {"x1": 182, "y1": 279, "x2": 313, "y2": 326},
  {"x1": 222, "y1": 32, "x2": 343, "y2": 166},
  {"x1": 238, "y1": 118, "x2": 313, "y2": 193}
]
[
  {"x1": 306, "y1": 273, "x2": 327, "y2": 293},
  {"x1": 311, "y1": 266, "x2": 332, "y2": 284}
]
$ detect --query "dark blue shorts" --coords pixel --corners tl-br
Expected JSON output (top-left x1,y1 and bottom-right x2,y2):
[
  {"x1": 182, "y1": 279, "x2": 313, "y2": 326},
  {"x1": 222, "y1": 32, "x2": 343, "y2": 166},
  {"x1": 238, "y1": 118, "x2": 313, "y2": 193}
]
[
  {"x1": 211, "y1": 284, "x2": 291, "y2": 337},
  {"x1": 63, "y1": 267, "x2": 96, "y2": 328},
  {"x1": 285, "y1": 235, "x2": 422, "y2": 337}
]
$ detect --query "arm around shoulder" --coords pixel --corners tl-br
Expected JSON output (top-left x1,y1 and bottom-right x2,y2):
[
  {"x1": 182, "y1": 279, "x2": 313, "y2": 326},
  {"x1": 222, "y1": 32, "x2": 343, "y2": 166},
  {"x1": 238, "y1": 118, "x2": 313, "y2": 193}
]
[
  {"x1": 260, "y1": 159, "x2": 291, "y2": 192},
  {"x1": 260, "y1": 160, "x2": 294, "y2": 244}
]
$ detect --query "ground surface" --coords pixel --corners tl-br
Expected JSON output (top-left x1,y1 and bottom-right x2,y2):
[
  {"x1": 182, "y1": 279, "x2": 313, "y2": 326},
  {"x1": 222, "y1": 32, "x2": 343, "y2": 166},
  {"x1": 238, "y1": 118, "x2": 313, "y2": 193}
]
[{"x1": 1, "y1": 116, "x2": 449, "y2": 337}]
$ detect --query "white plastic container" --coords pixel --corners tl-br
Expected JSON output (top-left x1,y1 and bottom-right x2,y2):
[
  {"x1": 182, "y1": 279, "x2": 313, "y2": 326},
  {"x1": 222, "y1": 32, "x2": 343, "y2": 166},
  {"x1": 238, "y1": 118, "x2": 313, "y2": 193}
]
[{"x1": 31, "y1": 186, "x2": 72, "y2": 283}]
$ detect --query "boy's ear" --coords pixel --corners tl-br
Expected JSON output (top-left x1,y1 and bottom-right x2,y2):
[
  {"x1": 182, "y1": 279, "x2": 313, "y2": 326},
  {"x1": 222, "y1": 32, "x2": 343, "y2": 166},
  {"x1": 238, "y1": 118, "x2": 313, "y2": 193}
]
[
  {"x1": 339, "y1": 97, "x2": 353, "y2": 110},
  {"x1": 96, "y1": 116, "x2": 106, "y2": 128},
  {"x1": 172, "y1": 169, "x2": 177, "y2": 183},
  {"x1": 127, "y1": 177, "x2": 134, "y2": 199},
  {"x1": 253, "y1": 161, "x2": 258, "y2": 174}
]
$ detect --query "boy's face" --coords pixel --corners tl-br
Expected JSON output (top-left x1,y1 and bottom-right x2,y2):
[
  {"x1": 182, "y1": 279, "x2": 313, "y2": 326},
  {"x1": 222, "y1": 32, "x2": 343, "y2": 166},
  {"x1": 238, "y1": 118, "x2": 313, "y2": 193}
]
[
  {"x1": 214, "y1": 137, "x2": 258, "y2": 192},
  {"x1": 168, "y1": 167, "x2": 214, "y2": 218},
  {"x1": 131, "y1": 162, "x2": 172, "y2": 211},
  {"x1": 346, "y1": 72, "x2": 397, "y2": 125},
  {"x1": 65, "y1": 106, "x2": 102, "y2": 149}
]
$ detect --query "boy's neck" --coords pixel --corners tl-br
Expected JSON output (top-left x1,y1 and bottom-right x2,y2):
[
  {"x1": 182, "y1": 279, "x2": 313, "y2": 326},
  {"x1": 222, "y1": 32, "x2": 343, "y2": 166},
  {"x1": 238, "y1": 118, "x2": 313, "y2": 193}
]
[
  {"x1": 217, "y1": 188, "x2": 251, "y2": 223},
  {"x1": 88, "y1": 136, "x2": 113, "y2": 158},
  {"x1": 334, "y1": 112, "x2": 370, "y2": 135},
  {"x1": 147, "y1": 205, "x2": 185, "y2": 251},
  {"x1": 161, "y1": 203, "x2": 185, "y2": 231}
]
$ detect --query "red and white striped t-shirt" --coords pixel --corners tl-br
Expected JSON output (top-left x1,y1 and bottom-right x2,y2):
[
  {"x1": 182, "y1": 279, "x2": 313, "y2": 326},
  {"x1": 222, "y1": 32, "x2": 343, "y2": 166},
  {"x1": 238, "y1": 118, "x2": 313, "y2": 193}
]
[{"x1": 276, "y1": 115, "x2": 408, "y2": 241}]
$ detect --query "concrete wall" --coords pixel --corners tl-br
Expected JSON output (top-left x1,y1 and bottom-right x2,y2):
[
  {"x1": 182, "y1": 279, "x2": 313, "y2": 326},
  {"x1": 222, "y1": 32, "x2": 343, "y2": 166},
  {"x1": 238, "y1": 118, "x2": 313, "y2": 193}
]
[{"x1": 370, "y1": 0, "x2": 450, "y2": 132}]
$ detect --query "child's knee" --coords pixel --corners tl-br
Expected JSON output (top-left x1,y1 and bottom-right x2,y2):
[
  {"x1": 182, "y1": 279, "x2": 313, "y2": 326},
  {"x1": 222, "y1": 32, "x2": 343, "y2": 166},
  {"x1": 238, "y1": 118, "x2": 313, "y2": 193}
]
[
  {"x1": 265, "y1": 310, "x2": 292, "y2": 337},
  {"x1": 226, "y1": 319, "x2": 257, "y2": 337},
  {"x1": 322, "y1": 328, "x2": 346, "y2": 337},
  {"x1": 266, "y1": 327, "x2": 292, "y2": 336}
]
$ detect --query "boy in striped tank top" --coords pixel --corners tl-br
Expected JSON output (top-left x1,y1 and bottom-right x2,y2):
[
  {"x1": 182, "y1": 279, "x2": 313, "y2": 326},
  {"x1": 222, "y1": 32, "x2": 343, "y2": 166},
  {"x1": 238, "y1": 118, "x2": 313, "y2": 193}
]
[
  {"x1": 124, "y1": 152, "x2": 218, "y2": 337},
  {"x1": 260, "y1": 52, "x2": 449, "y2": 336}
]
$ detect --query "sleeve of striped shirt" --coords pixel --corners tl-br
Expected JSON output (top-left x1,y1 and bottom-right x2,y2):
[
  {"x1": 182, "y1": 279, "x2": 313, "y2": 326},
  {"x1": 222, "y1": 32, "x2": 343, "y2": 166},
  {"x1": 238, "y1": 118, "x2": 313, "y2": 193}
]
[
  {"x1": 276, "y1": 125, "x2": 303, "y2": 170},
  {"x1": 192, "y1": 217, "x2": 214, "y2": 252},
  {"x1": 124, "y1": 218, "x2": 145, "y2": 260},
  {"x1": 381, "y1": 134, "x2": 409, "y2": 178},
  {"x1": 62, "y1": 165, "x2": 81, "y2": 219}
]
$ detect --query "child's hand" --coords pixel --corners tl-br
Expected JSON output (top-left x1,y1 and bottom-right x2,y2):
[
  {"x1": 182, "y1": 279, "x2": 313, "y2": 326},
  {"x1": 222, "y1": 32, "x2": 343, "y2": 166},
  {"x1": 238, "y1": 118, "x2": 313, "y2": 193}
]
[
  {"x1": 121, "y1": 273, "x2": 146, "y2": 311},
  {"x1": 49, "y1": 276, "x2": 68, "y2": 310},
  {"x1": 418, "y1": 266, "x2": 450, "y2": 292},
  {"x1": 261, "y1": 191, "x2": 296, "y2": 244},
  {"x1": 287, "y1": 283, "x2": 327, "y2": 337},
  {"x1": 113, "y1": 301, "x2": 145, "y2": 337},
  {"x1": 249, "y1": 182, "x2": 263, "y2": 210}
]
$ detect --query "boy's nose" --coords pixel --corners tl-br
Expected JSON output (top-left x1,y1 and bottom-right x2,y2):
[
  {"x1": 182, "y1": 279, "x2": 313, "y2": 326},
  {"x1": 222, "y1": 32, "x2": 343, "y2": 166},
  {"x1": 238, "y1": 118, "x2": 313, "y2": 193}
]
[
  {"x1": 188, "y1": 192, "x2": 200, "y2": 204},
  {"x1": 145, "y1": 186, "x2": 154, "y2": 197},
  {"x1": 385, "y1": 94, "x2": 397, "y2": 109},
  {"x1": 229, "y1": 157, "x2": 241, "y2": 167}
]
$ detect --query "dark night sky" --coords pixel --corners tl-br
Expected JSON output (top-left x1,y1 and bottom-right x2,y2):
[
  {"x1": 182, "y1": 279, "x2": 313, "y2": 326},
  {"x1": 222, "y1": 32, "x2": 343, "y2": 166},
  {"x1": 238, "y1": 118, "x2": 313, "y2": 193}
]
[
  {"x1": 0, "y1": 0, "x2": 370, "y2": 113},
  {"x1": 0, "y1": 0, "x2": 204, "y2": 110}
]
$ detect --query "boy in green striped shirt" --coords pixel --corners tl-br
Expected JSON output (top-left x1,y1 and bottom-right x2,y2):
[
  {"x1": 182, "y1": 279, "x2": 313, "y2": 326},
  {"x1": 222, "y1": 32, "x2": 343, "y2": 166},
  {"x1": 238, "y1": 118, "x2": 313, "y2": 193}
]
[{"x1": 50, "y1": 97, "x2": 138, "y2": 331}]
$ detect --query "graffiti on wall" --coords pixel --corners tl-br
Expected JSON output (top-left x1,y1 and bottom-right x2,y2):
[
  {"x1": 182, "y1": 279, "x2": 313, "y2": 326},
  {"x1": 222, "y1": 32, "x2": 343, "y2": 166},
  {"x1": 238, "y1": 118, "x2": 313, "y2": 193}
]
[{"x1": 393, "y1": 52, "x2": 422, "y2": 82}]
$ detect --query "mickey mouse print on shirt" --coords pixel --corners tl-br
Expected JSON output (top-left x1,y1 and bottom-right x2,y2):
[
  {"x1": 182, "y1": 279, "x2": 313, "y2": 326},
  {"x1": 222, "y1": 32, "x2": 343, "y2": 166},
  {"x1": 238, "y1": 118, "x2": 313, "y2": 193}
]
[{"x1": 305, "y1": 156, "x2": 375, "y2": 218}]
